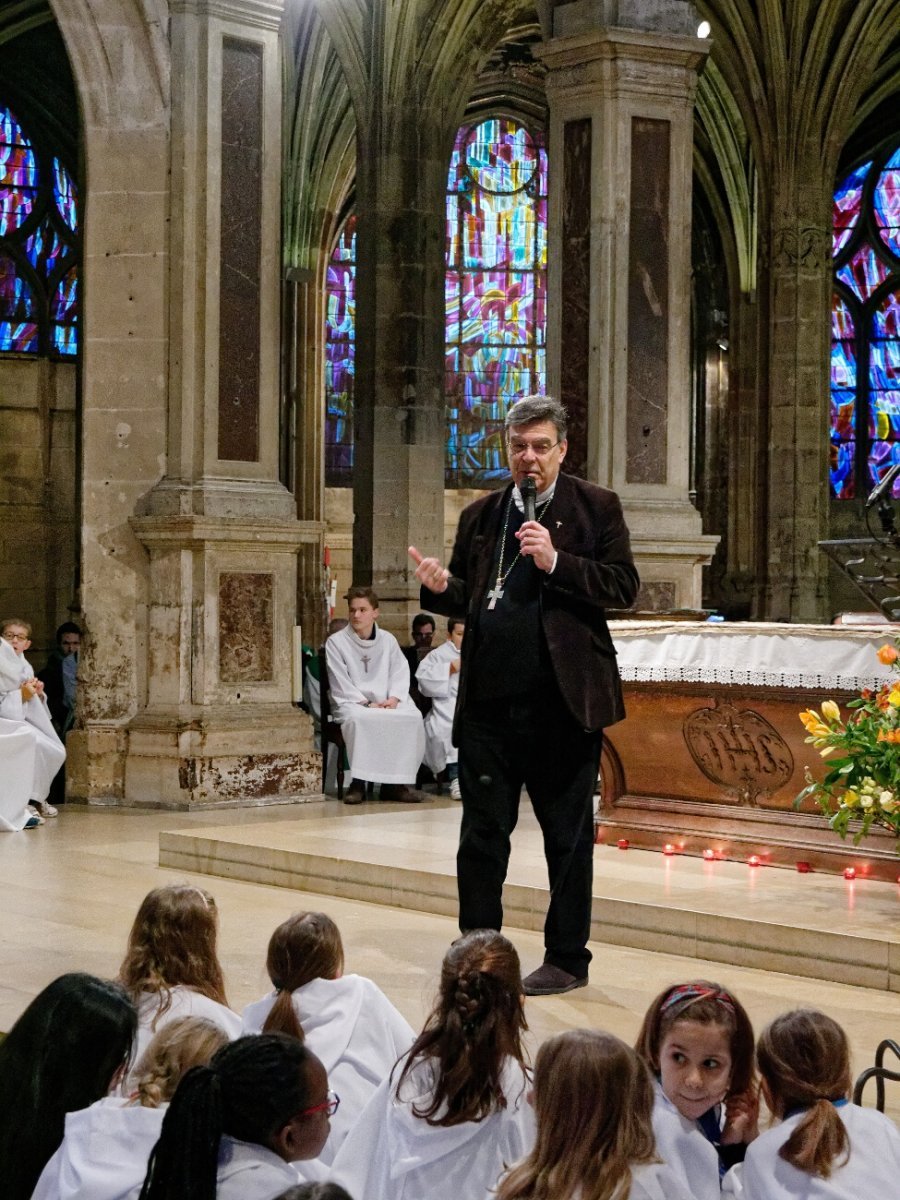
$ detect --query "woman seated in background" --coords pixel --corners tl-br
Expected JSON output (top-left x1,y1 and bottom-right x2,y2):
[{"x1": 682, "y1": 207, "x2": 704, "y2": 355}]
[
  {"x1": 330, "y1": 929, "x2": 536, "y2": 1200},
  {"x1": 242, "y1": 910, "x2": 415, "y2": 1162},
  {"x1": 117, "y1": 883, "x2": 242, "y2": 1084},
  {"x1": 31, "y1": 1015, "x2": 230, "y2": 1200},
  {"x1": 0, "y1": 972, "x2": 137, "y2": 1200}
]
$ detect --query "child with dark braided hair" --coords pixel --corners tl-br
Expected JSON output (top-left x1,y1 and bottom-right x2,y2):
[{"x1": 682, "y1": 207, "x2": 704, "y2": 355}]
[
  {"x1": 137, "y1": 1033, "x2": 334, "y2": 1200},
  {"x1": 241, "y1": 910, "x2": 415, "y2": 1164},
  {"x1": 330, "y1": 929, "x2": 536, "y2": 1200}
]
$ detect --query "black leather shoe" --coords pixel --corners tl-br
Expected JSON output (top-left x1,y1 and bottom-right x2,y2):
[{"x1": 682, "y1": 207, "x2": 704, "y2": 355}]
[
  {"x1": 522, "y1": 964, "x2": 588, "y2": 996},
  {"x1": 380, "y1": 784, "x2": 423, "y2": 803},
  {"x1": 343, "y1": 780, "x2": 366, "y2": 805}
]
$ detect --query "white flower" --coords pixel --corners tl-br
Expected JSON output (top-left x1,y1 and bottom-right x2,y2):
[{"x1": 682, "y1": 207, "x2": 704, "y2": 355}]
[{"x1": 860, "y1": 794, "x2": 875, "y2": 809}]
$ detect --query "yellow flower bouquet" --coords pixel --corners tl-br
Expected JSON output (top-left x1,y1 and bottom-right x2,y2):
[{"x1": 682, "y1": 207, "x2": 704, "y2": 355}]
[{"x1": 795, "y1": 640, "x2": 900, "y2": 847}]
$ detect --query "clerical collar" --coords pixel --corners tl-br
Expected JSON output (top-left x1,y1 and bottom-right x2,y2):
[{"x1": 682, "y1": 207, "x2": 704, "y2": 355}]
[{"x1": 512, "y1": 481, "x2": 556, "y2": 513}]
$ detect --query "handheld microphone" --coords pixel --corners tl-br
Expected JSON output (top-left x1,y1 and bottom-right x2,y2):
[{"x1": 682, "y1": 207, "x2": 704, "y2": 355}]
[
  {"x1": 866, "y1": 461, "x2": 900, "y2": 509},
  {"x1": 521, "y1": 477, "x2": 537, "y2": 522}
]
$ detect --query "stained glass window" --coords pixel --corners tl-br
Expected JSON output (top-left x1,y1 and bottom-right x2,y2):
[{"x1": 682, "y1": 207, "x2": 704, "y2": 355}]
[
  {"x1": 831, "y1": 144, "x2": 900, "y2": 499},
  {"x1": 445, "y1": 118, "x2": 547, "y2": 486},
  {"x1": 0, "y1": 105, "x2": 78, "y2": 356},
  {"x1": 324, "y1": 215, "x2": 356, "y2": 484},
  {"x1": 323, "y1": 116, "x2": 548, "y2": 488}
]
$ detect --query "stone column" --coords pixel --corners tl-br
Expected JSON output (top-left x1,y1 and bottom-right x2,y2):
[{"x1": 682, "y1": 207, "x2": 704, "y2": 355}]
[
  {"x1": 123, "y1": 0, "x2": 322, "y2": 807},
  {"x1": 538, "y1": 0, "x2": 719, "y2": 609},
  {"x1": 349, "y1": 116, "x2": 448, "y2": 633}
]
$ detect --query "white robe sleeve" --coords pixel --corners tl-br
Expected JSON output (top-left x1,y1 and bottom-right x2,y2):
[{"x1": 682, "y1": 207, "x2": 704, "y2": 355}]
[
  {"x1": 326, "y1": 634, "x2": 368, "y2": 707},
  {"x1": 415, "y1": 646, "x2": 452, "y2": 699}
]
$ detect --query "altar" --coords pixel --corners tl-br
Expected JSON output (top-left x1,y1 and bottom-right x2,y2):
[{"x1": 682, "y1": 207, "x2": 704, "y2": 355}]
[{"x1": 600, "y1": 622, "x2": 900, "y2": 880}]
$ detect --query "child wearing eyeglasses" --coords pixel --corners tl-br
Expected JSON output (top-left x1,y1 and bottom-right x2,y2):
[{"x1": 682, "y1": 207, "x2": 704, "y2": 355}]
[
  {"x1": 0, "y1": 616, "x2": 65, "y2": 829},
  {"x1": 137, "y1": 1034, "x2": 333, "y2": 1200}
]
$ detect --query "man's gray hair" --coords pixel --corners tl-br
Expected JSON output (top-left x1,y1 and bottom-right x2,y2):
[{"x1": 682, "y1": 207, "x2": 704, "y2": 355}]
[{"x1": 505, "y1": 395, "x2": 568, "y2": 441}]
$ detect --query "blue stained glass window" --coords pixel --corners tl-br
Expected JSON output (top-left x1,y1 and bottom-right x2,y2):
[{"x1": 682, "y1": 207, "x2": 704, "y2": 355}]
[
  {"x1": 324, "y1": 116, "x2": 548, "y2": 487},
  {"x1": 0, "y1": 105, "x2": 79, "y2": 357},
  {"x1": 831, "y1": 146, "x2": 900, "y2": 500}
]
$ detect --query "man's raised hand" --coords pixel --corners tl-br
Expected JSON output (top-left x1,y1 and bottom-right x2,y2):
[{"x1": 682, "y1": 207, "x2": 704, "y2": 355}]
[{"x1": 408, "y1": 545, "x2": 450, "y2": 594}]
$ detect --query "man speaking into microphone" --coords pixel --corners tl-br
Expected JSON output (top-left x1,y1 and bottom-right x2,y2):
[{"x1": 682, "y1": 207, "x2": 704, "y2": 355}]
[{"x1": 409, "y1": 396, "x2": 639, "y2": 995}]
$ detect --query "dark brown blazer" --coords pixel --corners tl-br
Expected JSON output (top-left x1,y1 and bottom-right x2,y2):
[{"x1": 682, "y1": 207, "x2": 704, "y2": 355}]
[{"x1": 421, "y1": 471, "x2": 639, "y2": 735}]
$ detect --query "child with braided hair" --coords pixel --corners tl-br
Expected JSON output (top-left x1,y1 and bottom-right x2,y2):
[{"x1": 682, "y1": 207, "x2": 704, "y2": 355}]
[
  {"x1": 242, "y1": 910, "x2": 415, "y2": 1164},
  {"x1": 330, "y1": 929, "x2": 536, "y2": 1200},
  {"x1": 138, "y1": 1033, "x2": 334, "y2": 1200},
  {"x1": 31, "y1": 1016, "x2": 229, "y2": 1200},
  {"x1": 495, "y1": 1029, "x2": 697, "y2": 1200},
  {"x1": 635, "y1": 980, "x2": 759, "y2": 1199},
  {"x1": 733, "y1": 1009, "x2": 900, "y2": 1198}
]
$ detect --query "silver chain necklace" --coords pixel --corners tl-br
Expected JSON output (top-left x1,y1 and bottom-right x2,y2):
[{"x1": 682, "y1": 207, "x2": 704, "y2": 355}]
[{"x1": 486, "y1": 492, "x2": 553, "y2": 610}]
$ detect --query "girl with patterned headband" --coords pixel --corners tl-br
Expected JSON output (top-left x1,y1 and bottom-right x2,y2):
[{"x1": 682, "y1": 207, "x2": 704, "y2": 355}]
[{"x1": 635, "y1": 980, "x2": 758, "y2": 1198}]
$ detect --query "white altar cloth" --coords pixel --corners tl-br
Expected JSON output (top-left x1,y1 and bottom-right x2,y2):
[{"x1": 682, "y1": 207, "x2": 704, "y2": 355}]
[{"x1": 609, "y1": 622, "x2": 899, "y2": 692}]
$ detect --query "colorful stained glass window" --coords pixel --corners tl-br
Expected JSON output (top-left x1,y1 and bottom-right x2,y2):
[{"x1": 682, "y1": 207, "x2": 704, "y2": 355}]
[
  {"x1": 324, "y1": 215, "x2": 356, "y2": 483},
  {"x1": 832, "y1": 143, "x2": 900, "y2": 500},
  {"x1": 446, "y1": 118, "x2": 548, "y2": 486},
  {"x1": 324, "y1": 116, "x2": 548, "y2": 487},
  {"x1": 0, "y1": 105, "x2": 78, "y2": 358}
]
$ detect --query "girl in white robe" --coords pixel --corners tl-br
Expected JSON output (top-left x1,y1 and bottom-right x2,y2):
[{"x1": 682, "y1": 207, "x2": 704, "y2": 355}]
[
  {"x1": 0, "y1": 627, "x2": 64, "y2": 825},
  {"x1": 31, "y1": 1015, "x2": 230, "y2": 1200},
  {"x1": 136, "y1": 1034, "x2": 333, "y2": 1200},
  {"x1": 635, "y1": 981, "x2": 759, "y2": 1199},
  {"x1": 241, "y1": 910, "x2": 416, "y2": 1164},
  {"x1": 727, "y1": 1008, "x2": 900, "y2": 1199},
  {"x1": 494, "y1": 1029, "x2": 697, "y2": 1200},
  {"x1": 117, "y1": 884, "x2": 242, "y2": 1090},
  {"x1": 329, "y1": 930, "x2": 536, "y2": 1200}
]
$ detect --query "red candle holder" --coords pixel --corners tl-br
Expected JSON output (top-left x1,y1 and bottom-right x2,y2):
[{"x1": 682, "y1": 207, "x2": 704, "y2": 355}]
[
  {"x1": 702, "y1": 848, "x2": 716, "y2": 861},
  {"x1": 617, "y1": 838, "x2": 629, "y2": 850},
  {"x1": 796, "y1": 862, "x2": 812, "y2": 873},
  {"x1": 662, "y1": 843, "x2": 675, "y2": 856},
  {"x1": 844, "y1": 867, "x2": 857, "y2": 881},
  {"x1": 747, "y1": 855, "x2": 761, "y2": 867}
]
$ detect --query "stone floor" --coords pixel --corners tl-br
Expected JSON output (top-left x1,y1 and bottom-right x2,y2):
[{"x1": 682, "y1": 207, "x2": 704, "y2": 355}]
[{"x1": 1, "y1": 798, "x2": 899, "y2": 1119}]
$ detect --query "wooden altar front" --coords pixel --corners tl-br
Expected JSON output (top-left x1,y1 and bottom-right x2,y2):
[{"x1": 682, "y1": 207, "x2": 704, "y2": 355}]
[{"x1": 599, "y1": 622, "x2": 900, "y2": 881}]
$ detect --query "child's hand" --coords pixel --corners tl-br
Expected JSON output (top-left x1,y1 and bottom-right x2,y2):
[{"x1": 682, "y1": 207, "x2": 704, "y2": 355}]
[
  {"x1": 31, "y1": 678, "x2": 44, "y2": 697},
  {"x1": 721, "y1": 1087, "x2": 760, "y2": 1145}
]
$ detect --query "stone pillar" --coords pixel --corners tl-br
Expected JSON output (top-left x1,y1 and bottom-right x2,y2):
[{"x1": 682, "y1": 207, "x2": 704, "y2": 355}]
[
  {"x1": 123, "y1": 0, "x2": 322, "y2": 807},
  {"x1": 538, "y1": 0, "x2": 719, "y2": 609},
  {"x1": 350, "y1": 119, "x2": 447, "y2": 634}
]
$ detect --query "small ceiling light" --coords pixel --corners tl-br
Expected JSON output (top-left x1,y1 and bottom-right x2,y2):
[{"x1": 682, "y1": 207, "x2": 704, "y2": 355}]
[{"x1": 697, "y1": 20, "x2": 711, "y2": 38}]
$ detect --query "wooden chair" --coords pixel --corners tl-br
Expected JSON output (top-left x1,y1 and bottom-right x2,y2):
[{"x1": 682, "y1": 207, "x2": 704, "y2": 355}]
[
  {"x1": 852, "y1": 1038, "x2": 900, "y2": 1111},
  {"x1": 318, "y1": 648, "x2": 347, "y2": 800}
]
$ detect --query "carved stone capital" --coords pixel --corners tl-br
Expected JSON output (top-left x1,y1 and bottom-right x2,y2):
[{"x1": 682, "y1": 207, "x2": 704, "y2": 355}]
[{"x1": 770, "y1": 224, "x2": 831, "y2": 272}]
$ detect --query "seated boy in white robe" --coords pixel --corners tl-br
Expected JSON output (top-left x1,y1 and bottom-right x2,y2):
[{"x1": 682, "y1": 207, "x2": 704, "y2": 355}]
[
  {"x1": 0, "y1": 617, "x2": 66, "y2": 823},
  {"x1": 416, "y1": 617, "x2": 464, "y2": 799},
  {"x1": 325, "y1": 588, "x2": 426, "y2": 805}
]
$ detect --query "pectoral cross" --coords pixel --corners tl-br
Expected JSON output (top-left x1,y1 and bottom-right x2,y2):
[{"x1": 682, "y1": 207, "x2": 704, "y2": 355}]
[
  {"x1": 360, "y1": 653, "x2": 370, "y2": 673},
  {"x1": 487, "y1": 585, "x2": 504, "y2": 610}
]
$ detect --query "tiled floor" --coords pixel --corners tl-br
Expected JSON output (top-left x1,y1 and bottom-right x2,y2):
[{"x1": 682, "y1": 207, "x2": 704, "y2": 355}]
[{"x1": 2, "y1": 800, "x2": 899, "y2": 1119}]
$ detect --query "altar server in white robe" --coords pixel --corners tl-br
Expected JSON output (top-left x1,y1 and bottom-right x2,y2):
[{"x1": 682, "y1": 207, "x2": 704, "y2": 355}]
[
  {"x1": 136, "y1": 1035, "x2": 332, "y2": 1200},
  {"x1": 723, "y1": 1008, "x2": 900, "y2": 1199},
  {"x1": 416, "y1": 616, "x2": 464, "y2": 798},
  {"x1": 0, "y1": 633, "x2": 37, "y2": 831},
  {"x1": 325, "y1": 586, "x2": 425, "y2": 804},
  {"x1": 241, "y1": 910, "x2": 416, "y2": 1164},
  {"x1": 0, "y1": 618, "x2": 65, "y2": 822},
  {"x1": 31, "y1": 1016, "x2": 229, "y2": 1200},
  {"x1": 329, "y1": 930, "x2": 536, "y2": 1200}
]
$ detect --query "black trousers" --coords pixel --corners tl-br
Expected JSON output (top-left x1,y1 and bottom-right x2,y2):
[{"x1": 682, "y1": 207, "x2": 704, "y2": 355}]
[{"x1": 456, "y1": 689, "x2": 602, "y2": 977}]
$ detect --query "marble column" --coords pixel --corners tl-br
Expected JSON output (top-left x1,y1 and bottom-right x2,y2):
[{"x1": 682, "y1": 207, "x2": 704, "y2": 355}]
[
  {"x1": 123, "y1": 0, "x2": 321, "y2": 807},
  {"x1": 538, "y1": 0, "x2": 719, "y2": 609}
]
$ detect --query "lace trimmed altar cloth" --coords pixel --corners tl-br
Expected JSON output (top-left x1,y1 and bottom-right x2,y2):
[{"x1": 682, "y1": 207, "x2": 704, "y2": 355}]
[{"x1": 609, "y1": 622, "x2": 899, "y2": 693}]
